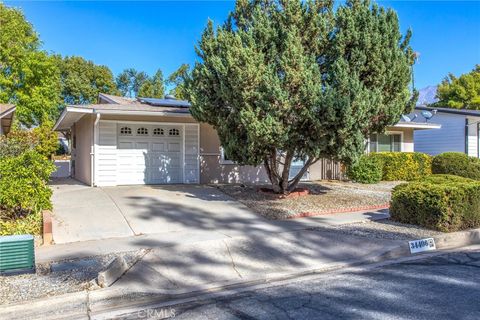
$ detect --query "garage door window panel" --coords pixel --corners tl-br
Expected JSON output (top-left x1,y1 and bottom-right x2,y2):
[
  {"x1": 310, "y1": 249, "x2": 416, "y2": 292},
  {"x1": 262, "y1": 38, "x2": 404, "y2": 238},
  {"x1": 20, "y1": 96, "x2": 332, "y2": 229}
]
[
  {"x1": 153, "y1": 128, "x2": 164, "y2": 136},
  {"x1": 120, "y1": 126, "x2": 132, "y2": 136},
  {"x1": 169, "y1": 128, "x2": 180, "y2": 136},
  {"x1": 137, "y1": 127, "x2": 149, "y2": 136}
]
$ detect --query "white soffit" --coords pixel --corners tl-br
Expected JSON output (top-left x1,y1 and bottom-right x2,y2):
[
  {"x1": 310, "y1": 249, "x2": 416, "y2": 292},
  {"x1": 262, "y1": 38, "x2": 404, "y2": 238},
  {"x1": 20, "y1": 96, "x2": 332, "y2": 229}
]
[{"x1": 394, "y1": 122, "x2": 442, "y2": 130}]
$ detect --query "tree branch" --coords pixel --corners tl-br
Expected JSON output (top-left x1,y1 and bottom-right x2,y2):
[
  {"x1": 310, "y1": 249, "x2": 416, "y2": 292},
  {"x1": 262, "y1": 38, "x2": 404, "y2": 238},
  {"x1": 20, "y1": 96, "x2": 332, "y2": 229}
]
[{"x1": 287, "y1": 157, "x2": 317, "y2": 192}]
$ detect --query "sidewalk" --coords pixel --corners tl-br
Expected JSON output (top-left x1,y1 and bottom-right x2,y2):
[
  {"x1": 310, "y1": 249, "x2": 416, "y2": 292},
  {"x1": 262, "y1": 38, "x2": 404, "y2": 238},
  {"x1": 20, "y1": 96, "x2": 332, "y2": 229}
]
[
  {"x1": 36, "y1": 208, "x2": 390, "y2": 263},
  {"x1": 108, "y1": 226, "x2": 402, "y2": 294}
]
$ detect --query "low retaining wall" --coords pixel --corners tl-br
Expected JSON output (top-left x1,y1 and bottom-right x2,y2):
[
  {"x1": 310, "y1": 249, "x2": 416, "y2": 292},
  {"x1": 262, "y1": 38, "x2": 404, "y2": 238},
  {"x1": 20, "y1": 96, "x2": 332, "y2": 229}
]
[
  {"x1": 51, "y1": 160, "x2": 71, "y2": 178},
  {"x1": 42, "y1": 210, "x2": 53, "y2": 246}
]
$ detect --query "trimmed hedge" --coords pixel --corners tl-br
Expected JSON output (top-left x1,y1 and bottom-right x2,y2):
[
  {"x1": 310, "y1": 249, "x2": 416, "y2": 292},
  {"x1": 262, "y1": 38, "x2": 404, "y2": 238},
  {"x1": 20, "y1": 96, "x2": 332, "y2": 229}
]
[
  {"x1": 432, "y1": 152, "x2": 480, "y2": 180},
  {"x1": 346, "y1": 155, "x2": 383, "y2": 184},
  {"x1": 390, "y1": 174, "x2": 480, "y2": 232},
  {"x1": 420, "y1": 174, "x2": 475, "y2": 184},
  {"x1": 370, "y1": 152, "x2": 432, "y2": 181},
  {"x1": 347, "y1": 152, "x2": 432, "y2": 183}
]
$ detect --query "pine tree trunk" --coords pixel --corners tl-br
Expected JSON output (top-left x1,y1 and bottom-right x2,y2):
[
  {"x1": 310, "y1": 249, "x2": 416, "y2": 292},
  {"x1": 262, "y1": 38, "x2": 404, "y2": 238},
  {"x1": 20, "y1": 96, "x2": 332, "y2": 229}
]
[{"x1": 264, "y1": 153, "x2": 317, "y2": 195}]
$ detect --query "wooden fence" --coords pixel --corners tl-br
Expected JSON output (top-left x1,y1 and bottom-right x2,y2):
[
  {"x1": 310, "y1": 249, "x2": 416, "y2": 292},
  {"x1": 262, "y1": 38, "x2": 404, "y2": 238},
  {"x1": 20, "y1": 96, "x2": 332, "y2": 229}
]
[{"x1": 309, "y1": 158, "x2": 345, "y2": 180}]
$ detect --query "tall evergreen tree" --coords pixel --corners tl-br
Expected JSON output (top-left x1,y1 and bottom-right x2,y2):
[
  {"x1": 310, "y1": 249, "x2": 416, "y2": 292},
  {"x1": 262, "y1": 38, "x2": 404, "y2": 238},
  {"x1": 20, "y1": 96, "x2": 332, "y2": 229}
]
[
  {"x1": 0, "y1": 3, "x2": 61, "y2": 127},
  {"x1": 188, "y1": 0, "x2": 416, "y2": 194}
]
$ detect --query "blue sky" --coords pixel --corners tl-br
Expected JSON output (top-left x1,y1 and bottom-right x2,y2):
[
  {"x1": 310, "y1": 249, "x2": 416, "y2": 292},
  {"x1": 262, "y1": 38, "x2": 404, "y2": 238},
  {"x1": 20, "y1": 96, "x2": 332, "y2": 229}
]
[{"x1": 5, "y1": 1, "x2": 480, "y2": 89}]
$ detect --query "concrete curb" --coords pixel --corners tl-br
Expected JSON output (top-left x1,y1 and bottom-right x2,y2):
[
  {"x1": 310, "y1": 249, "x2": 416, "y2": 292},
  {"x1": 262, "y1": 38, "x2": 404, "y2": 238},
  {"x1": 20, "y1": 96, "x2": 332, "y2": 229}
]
[
  {"x1": 287, "y1": 204, "x2": 390, "y2": 219},
  {"x1": 2, "y1": 227, "x2": 479, "y2": 319}
]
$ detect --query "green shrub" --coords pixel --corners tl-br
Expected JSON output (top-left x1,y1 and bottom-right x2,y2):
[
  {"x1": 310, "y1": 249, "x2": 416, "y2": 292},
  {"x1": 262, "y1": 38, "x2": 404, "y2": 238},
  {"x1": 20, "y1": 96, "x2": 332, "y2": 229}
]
[
  {"x1": 0, "y1": 150, "x2": 55, "y2": 235},
  {"x1": 347, "y1": 155, "x2": 383, "y2": 183},
  {"x1": 0, "y1": 122, "x2": 58, "y2": 159},
  {"x1": 0, "y1": 130, "x2": 36, "y2": 158},
  {"x1": 432, "y1": 152, "x2": 480, "y2": 180},
  {"x1": 390, "y1": 174, "x2": 480, "y2": 232},
  {"x1": 0, "y1": 211, "x2": 42, "y2": 236},
  {"x1": 32, "y1": 120, "x2": 59, "y2": 159},
  {"x1": 370, "y1": 152, "x2": 432, "y2": 181},
  {"x1": 420, "y1": 174, "x2": 475, "y2": 184}
]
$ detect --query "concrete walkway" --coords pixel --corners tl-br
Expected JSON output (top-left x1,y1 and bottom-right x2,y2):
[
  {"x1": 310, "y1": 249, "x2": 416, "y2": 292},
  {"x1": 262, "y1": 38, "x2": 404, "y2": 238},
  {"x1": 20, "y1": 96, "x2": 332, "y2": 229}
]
[{"x1": 110, "y1": 226, "x2": 402, "y2": 295}]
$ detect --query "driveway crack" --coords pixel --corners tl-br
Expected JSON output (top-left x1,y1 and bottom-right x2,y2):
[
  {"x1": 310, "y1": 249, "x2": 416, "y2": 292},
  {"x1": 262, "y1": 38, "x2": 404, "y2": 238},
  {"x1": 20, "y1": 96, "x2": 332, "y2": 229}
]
[
  {"x1": 223, "y1": 240, "x2": 243, "y2": 279},
  {"x1": 100, "y1": 188, "x2": 137, "y2": 236}
]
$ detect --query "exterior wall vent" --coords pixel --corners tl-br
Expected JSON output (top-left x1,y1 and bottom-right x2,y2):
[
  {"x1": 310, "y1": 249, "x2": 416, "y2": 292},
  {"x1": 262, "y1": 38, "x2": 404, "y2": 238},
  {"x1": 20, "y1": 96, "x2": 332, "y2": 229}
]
[{"x1": 0, "y1": 234, "x2": 35, "y2": 275}]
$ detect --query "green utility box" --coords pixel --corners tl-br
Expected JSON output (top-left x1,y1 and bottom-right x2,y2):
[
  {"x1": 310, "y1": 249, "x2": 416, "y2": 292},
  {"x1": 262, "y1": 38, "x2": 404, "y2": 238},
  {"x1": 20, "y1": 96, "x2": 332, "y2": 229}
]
[{"x1": 0, "y1": 234, "x2": 35, "y2": 275}]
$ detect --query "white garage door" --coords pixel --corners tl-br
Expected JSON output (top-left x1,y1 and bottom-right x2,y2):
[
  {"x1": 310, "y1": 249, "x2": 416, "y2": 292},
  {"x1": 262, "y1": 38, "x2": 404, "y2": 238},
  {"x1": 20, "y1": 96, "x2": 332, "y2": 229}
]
[{"x1": 117, "y1": 124, "x2": 183, "y2": 185}]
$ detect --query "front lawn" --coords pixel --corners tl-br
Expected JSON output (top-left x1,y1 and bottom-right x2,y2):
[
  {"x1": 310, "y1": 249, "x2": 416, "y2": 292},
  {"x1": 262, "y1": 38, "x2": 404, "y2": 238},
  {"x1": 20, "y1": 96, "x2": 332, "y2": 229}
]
[{"x1": 218, "y1": 181, "x2": 402, "y2": 220}]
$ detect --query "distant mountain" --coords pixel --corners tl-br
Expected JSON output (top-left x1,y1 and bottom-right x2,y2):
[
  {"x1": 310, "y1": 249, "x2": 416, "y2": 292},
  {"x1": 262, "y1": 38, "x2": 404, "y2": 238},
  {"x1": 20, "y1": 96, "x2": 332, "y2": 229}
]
[{"x1": 416, "y1": 85, "x2": 438, "y2": 105}]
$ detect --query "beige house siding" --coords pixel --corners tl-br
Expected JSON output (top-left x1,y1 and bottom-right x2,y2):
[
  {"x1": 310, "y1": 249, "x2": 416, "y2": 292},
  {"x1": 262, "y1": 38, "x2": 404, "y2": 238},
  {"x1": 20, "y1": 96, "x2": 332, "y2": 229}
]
[
  {"x1": 71, "y1": 114, "x2": 94, "y2": 185},
  {"x1": 199, "y1": 123, "x2": 269, "y2": 184}
]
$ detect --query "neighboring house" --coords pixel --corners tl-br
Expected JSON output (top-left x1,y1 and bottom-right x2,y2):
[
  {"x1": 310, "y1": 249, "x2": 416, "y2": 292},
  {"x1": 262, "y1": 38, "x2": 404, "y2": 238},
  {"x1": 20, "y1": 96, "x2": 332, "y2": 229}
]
[
  {"x1": 412, "y1": 106, "x2": 480, "y2": 158},
  {"x1": 366, "y1": 120, "x2": 440, "y2": 153},
  {"x1": 0, "y1": 104, "x2": 16, "y2": 135},
  {"x1": 53, "y1": 94, "x2": 440, "y2": 186}
]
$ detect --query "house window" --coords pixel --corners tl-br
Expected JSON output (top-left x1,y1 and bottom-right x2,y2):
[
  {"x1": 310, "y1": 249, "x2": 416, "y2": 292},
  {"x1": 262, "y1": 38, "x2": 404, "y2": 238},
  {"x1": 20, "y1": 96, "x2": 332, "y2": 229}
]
[
  {"x1": 169, "y1": 128, "x2": 180, "y2": 136},
  {"x1": 120, "y1": 126, "x2": 132, "y2": 136},
  {"x1": 369, "y1": 132, "x2": 402, "y2": 152},
  {"x1": 137, "y1": 127, "x2": 148, "y2": 136},
  {"x1": 153, "y1": 128, "x2": 164, "y2": 136}
]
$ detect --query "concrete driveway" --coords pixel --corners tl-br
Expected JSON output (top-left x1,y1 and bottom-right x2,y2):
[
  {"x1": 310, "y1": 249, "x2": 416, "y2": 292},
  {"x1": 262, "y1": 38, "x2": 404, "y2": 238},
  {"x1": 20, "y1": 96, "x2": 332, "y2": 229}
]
[{"x1": 50, "y1": 179, "x2": 271, "y2": 244}]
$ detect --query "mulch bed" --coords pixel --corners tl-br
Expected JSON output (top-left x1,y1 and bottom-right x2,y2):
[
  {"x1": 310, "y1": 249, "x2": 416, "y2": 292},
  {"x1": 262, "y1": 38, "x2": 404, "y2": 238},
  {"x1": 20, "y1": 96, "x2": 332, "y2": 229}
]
[{"x1": 218, "y1": 180, "x2": 403, "y2": 220}]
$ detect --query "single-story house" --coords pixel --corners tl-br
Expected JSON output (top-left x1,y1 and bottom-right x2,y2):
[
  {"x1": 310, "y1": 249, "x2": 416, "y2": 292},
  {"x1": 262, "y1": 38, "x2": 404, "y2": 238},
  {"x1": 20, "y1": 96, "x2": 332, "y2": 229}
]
[
  {"x1": 412, "y1": 106, "x2": 480, "y2": 158},
  {"x1": 0, "y1": 104, "x2": 16, "y2": 135},
  {"x1": 53, "y1": 94, "x2": 441, "y2": 186}
]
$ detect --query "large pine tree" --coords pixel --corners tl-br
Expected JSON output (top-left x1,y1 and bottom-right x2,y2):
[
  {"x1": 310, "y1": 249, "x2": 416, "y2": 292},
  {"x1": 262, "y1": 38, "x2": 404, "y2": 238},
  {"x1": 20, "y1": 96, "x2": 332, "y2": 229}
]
[{"x1": 188, "y1": 0, "x2": 416, "y2": 194}]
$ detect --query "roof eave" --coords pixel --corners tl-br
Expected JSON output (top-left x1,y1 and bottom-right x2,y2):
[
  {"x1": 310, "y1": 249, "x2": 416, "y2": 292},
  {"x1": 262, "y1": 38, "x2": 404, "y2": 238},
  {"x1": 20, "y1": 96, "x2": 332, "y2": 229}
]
[
  {"x1": 393, "y1": 122, "x2": 442, "y2": 130},
  {"x1": 53, "y1": 107, "x2": 193, "y2": 131},
  {"x1": 53, "y1": 106, "x2": 94, "y2": 131},
  {"x1": 0, "y1": 105, "x2": 16, "y2": 119},
  {"x1": 95, "y1": 109, "x2": 192, "y2": 117},
  {"x1": 416, "y1": 105, "x2": 480, "y2": 117}
]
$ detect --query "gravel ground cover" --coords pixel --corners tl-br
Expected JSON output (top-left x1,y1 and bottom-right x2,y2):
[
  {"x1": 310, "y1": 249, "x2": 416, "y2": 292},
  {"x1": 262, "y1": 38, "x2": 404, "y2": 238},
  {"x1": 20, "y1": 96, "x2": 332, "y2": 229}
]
[
  {"x1": 313, "y1": 219, "x2": 444, "y2": 241},
  {"x1": 0, "y1": 250, "x2": 142, "y2": 305},
  {"x1": 217, "y1": 180, "x2": 403, "y2": 219}
]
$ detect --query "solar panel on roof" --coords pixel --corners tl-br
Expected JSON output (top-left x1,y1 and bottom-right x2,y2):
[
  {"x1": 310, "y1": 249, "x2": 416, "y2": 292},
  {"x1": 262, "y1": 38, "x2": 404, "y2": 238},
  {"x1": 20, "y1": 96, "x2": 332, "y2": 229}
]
[{"x1": 138, "y1": 97, "x2": 191, "y2": 108}]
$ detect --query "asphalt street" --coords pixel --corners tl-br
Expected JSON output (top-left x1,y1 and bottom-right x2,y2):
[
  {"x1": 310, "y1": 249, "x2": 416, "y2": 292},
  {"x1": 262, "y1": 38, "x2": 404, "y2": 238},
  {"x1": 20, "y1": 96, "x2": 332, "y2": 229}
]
[{"x1": 115, "y1": 250, "x2": 480, "y2": 320}]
